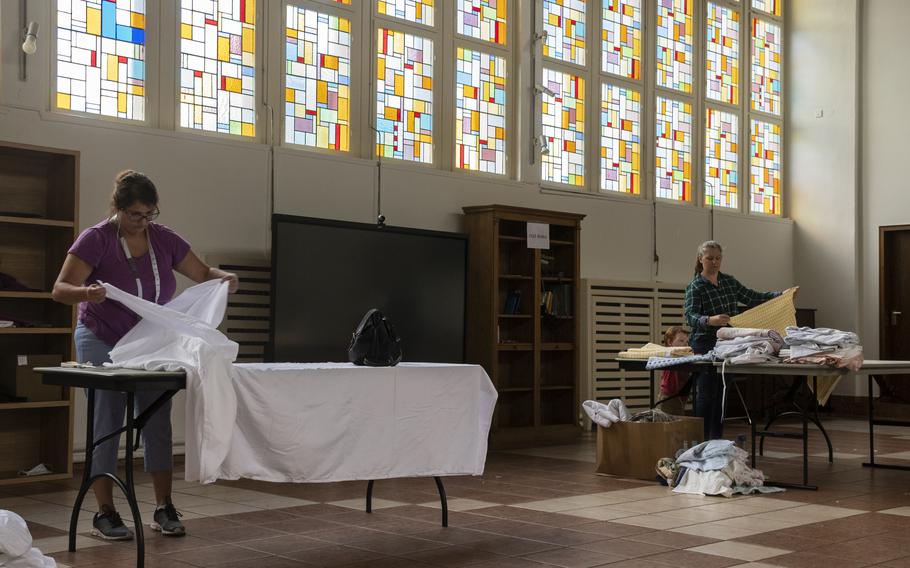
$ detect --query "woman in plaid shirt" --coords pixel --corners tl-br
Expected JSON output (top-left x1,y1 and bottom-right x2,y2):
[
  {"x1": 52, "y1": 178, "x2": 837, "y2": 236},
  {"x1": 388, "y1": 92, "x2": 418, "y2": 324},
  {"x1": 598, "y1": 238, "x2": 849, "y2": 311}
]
[{"x1": 684, "y1": 241, "x2": 795, "y2": 439}]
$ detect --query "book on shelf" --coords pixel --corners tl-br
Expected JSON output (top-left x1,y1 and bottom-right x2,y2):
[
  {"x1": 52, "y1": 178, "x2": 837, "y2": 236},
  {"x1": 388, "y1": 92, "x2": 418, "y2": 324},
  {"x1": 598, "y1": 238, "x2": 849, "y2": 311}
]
[
  {"x1": 504, "y1": 289, "x2": 522, "y2": 314},
  {"x1": 541, "y1": 285, "x2": 572, "y2": 317}
]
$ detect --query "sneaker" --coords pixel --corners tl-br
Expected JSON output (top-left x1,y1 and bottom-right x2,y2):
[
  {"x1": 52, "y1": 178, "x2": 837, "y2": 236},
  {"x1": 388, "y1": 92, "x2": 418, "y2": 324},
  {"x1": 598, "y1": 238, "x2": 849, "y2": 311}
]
[
  {"x1": 150, "y1": 503, "x2": 185, "y2": 536},
  {"x1": 91, "y1": 508, "x2": 133, "y2": 541}
]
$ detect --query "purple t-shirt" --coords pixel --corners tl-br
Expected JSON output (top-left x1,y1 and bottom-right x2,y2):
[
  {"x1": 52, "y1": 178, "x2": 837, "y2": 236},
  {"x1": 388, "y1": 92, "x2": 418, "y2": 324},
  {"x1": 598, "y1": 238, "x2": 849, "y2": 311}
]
[{"x1": 69, "y1": 219, "x2": 191, "y2": 346}]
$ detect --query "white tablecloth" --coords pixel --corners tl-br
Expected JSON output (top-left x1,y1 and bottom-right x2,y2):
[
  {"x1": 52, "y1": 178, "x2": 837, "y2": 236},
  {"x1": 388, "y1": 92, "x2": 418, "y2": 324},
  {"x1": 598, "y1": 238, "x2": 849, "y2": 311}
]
[{"x1": 216, "y1": 362, "x2": 497, "y2": 483}]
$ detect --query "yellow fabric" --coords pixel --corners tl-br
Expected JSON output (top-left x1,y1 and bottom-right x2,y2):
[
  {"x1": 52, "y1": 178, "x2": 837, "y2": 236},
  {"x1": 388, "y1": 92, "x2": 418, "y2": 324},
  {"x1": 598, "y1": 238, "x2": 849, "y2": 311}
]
[{"x1": 729, "y1": 287, "x2": 797, "y2": 336}]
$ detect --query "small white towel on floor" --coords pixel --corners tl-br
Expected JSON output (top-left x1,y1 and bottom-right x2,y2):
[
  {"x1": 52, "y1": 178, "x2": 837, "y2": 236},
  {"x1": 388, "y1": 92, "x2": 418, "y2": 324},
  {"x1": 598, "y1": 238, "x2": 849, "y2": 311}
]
[{"x1": 0, "y1": 510, "x2": 56, "y2": 567}]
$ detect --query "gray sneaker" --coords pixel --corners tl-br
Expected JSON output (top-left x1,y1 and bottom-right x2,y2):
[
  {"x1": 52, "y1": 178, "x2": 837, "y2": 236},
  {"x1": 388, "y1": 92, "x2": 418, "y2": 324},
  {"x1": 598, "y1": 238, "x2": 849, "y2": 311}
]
[
  {"x1": 91, "y1": 508, "x2": 133, "y2": 541},
  {"x1": 150, "y1": 503, "x2": 185, "y2": 536}
]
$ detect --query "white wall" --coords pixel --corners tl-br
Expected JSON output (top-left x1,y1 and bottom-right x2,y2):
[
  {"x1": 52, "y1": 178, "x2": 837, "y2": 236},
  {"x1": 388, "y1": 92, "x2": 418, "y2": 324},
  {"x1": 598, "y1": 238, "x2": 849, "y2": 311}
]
[
  {"x1": 789, "y1": 0, "x2": 862, "y2": 395},
  {"x1": 0, "y1": 1, "x2": 794, "y2": 455}
]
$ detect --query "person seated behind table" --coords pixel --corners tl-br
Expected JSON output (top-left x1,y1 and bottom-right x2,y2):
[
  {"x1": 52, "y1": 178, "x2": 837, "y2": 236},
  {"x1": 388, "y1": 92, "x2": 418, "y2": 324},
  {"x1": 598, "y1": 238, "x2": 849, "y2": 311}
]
[{"x1": 658, "y1": 326, "x2": 690, "y2": 416}]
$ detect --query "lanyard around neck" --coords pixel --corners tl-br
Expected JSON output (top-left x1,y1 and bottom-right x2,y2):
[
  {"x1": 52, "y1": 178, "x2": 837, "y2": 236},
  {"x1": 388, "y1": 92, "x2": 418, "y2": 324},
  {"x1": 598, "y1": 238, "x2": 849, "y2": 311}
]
[{"x1": 119, "y1": 227, "x2": 160, "y2": 303}]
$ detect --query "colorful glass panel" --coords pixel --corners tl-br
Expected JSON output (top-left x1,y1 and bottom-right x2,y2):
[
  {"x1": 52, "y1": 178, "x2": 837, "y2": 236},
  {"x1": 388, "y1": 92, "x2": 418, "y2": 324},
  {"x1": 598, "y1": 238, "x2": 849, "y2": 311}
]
[
  {"x1": 656, "y1": 0, "x2": 693, "y2": 93},
  {"x1": 600, "y1": 84, "x2": 640, "y2": 194},
  {"x1": 55, "y1": 0, "x2": 146, "y2": 120},
  {"x1": 285, "y1": 7, "x2": 351, "y2": 151},
  {"x1": 377, "y1": 0, "x2": 435, "y2": 26},
  {"x1": 456, "y1": 48, "x2": 507, "y2": 174},
  {"x1": 706, "y1": 3, "x2": 739, "y2": 105},
  {"x1": 457, "y1": 0, "x2": 507, "y2": 45},
  {"x1": 705, "y1": 108, "x2": 738, "y2": 208},
  {"x1": 752, "y1": 0, "x2": 781, "y2": 17},
  {"x1": 542, "y1": 0, "x2": 586, "y2": 66},
  {"x1": 655, "y1": 96, "x2": 692, "y2": 201},
  {"x1": 376, "y1": 29, "x2": 434, "y2": 163},
  {"x1": 751, "y1": 17, "x2": 781, "y2": 115},
  {"x1": 750, "y1": 119, "x2": 781, "y2": 214},
  {"x1": 179, "y1": 0, "x2": 256, "y2": 137},
  {"x1": 601, "y1": 0, "x2": 641, "y2": 79},
  {"x1": 541, "y1": 69, "x2": 585, "y2": 186}
]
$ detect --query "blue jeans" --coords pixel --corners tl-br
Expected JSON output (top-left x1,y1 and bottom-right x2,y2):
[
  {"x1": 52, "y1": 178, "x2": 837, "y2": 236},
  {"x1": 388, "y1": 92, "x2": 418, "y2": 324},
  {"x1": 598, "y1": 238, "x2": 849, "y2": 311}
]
[
  {"x1": 691, "y1": 335, "x2": 723, "y2": 440},
  {"x1": 74, "y1": 322, "x2": 173, "y2": 474}
]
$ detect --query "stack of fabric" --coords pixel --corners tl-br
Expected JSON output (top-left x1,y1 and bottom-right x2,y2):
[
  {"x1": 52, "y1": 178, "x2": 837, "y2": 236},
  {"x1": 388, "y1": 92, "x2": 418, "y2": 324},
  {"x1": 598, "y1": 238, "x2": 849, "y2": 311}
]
[
  {"x1": 617, "y1": 343, "x2": 692, "y2": 360},
  {"x1": 0, "y1": 510, "x2": 56, "y2": 567},
  {"x1": 712, "y1": 327, "x2": 784, "y2": 364},
  {"x1": 783, "y1": 326, "x2": 864, "y2": 371},
  {"x1": 671, "y1": 440, "x2": 781, "y2": 498}
]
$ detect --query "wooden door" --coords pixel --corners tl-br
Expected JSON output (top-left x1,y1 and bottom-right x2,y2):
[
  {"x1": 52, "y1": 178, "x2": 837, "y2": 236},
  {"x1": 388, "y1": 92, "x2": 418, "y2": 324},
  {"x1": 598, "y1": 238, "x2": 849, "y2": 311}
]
[{"x1": 879, "y1": 226, "x2": 910, "y2": 399}]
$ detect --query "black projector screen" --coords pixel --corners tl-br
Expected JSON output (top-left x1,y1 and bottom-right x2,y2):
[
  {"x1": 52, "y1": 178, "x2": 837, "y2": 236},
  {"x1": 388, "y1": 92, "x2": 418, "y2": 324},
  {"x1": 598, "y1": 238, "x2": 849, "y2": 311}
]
[{"x1": 269, "y1": 215, "x2": 467, "y2": 363}]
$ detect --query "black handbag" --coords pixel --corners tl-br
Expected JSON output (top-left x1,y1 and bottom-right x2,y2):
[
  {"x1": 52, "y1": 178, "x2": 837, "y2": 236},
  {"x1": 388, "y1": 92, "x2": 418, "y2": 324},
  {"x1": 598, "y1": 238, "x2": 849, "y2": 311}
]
[{"x1": 347, "y1": 309, "x2": 402, "y2": 366}]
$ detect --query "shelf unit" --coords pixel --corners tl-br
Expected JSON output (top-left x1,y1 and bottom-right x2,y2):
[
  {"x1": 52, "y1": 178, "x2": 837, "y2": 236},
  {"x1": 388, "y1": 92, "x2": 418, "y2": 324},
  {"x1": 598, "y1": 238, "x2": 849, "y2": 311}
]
[
  {"x1": 0, "y1": 141, "x2": 79, "y2": 485},
  {"x1": 463, "y1": 205, "x2": 584, "y2": 448}
]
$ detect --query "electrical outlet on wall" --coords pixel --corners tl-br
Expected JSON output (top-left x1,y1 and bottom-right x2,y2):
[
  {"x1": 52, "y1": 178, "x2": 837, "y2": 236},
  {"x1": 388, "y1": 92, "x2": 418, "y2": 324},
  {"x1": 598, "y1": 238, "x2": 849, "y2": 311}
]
[{"x1": 815, "y1": 108, "x2": 824, "y2": 118}]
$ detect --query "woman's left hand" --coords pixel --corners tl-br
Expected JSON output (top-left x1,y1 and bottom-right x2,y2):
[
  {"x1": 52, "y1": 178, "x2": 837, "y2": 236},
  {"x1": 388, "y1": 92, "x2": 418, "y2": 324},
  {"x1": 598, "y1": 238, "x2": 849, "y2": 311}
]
[{"x1": 222, "y1": 272, "x2": 240, "y2": 293}]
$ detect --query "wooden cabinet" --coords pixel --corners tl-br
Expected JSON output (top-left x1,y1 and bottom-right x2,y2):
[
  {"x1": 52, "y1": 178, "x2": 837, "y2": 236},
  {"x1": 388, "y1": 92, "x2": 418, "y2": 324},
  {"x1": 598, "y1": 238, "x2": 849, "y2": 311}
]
[
  {"x1": 463, "y1": 205, "x2": 584, "y2": 448},
  {"x1": 0, "y1": 141, "x2": 78, "y2": 484}
]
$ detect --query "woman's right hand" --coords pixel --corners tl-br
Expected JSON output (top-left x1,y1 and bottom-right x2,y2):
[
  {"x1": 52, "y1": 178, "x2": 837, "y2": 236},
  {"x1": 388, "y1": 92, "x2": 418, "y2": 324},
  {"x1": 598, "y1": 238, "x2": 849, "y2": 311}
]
[
  {"x1": 84, "y1": 284, "x2": 106, "y2": 303},
  {"x1": 708, "y1": 314, "x2": 731, "y2": 327}
]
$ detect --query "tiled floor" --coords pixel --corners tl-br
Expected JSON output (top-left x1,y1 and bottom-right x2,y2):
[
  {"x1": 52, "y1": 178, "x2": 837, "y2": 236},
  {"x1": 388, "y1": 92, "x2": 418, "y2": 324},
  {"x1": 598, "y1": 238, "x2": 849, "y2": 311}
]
[{"x1": 8, "y1": 417, "x2": 910, "y2": 567}]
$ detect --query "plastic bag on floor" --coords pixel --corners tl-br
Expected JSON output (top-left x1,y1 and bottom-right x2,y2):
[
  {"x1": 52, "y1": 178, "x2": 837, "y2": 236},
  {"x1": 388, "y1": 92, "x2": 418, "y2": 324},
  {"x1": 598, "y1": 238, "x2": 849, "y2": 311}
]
[{"x1": 0, "y1": 510, "x2": 56, "y2": 567}]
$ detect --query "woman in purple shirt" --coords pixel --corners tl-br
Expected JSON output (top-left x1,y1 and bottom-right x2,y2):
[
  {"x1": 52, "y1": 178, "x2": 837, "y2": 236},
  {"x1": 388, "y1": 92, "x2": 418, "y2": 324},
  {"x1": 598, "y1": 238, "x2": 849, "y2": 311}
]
[{"x1": 52, "y1": 171, "x2": 238, "y2": 540}]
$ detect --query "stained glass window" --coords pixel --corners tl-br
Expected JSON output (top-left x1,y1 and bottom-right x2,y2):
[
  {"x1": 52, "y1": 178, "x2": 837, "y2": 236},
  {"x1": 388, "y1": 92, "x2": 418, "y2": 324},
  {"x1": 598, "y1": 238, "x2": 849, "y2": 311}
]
[
  {"x1": 376, "y1": 29, "x2": 434, "y2": 163},
  {"x1": 750, "y1": 119, "x2": 780, "y2": 214},
  {"x1": 542, "y1": 0, "x2": 586, "y2": 66},
  {"x1": 656, "y1": 0, "x2": 693, "y2": 93},
  {"x1": 541, "y1": 69, "x2": 585, "y2": 186},
  {"x1": 601, "y1": 0, "x2": 641, "y2": 79},
  {"x1": 56, "y1": 0, "x2": 146, "y2": 120},
  {"x1": 179, "y1": 0, "x2": 256, "y2": 137},
  {"x1": 600, "y1": 84, "x2": 640, "y2": 194},
  {"x1": 377, "y1": 0, "x2": 435, "y2": 26},
  {"x1": 706, "y1": 3, "x2": 739, "y2": 105},
  {"x1": 334, "y1": 0, "x2": 352, "y2": 4},
  {"x1": 456, "y1": 48, "x2": 507, "y2": 174},
  {"x1": 705, "y1": 108, "x2": 738, "y2": 208},
  {"x1": 285, "y1": 7, "x2": 351, "y2": 151},
  {"x1": 655, "y1": 97, "x2": 691, "y2": 201},
  {"x1": 751, "y1": 18, "x2": 781, "y2": 115},
  {"x1": 752, "y1": 0, "x2": 781, "y2": 17},
  {"x1": 457, "y1": 0, "x2": 507, "y2": 45}
]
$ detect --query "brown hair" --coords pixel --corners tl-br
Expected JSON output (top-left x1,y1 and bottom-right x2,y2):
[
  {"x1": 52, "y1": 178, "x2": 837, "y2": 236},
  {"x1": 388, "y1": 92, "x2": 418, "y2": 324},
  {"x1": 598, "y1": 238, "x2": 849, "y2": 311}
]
[
  {"x1": 693, "y1": 240, "x2": 722, "y2": 275},
  {"x1": 109, "y1": 170, "x2": 158, "y2": 216},
  {"x1": 663, "y1": 326, "x2": 689, "y2": 346}
]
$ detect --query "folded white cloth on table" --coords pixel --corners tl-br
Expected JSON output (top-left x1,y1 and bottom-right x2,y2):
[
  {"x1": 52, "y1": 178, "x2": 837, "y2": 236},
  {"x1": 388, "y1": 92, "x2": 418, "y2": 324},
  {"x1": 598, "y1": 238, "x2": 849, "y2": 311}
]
[
  {"x1": 0, "y1": 510, "x2": 56, "y2": 567},
  {"x1": 646, "y1": 353, "x2": 714, "y2": 370},
  {"x1": 104, "y1": 280, "x2": 238, "y2": 484},
  {"x1": 583, "y1": 399, "x2": 631, "y2": 428},
  {"x1": 783, "y1": 327, "x2": 864, "y2": 371},
  {"x1": 713, "y1": 328, "x2": 783, "y2": 364},
  {"x1": 617, "y1": 343, "x2": 693, "y2": 359},
  {"x1": 785, "y1": 327, "x2": 859, "y2": 349}
]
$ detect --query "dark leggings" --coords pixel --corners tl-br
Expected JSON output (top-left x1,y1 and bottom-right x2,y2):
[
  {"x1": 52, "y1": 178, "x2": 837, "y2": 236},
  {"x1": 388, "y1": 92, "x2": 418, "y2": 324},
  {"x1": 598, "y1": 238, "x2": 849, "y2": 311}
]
[{"x1": 692, "y1": 337, "x2": 723, "y2": 440}]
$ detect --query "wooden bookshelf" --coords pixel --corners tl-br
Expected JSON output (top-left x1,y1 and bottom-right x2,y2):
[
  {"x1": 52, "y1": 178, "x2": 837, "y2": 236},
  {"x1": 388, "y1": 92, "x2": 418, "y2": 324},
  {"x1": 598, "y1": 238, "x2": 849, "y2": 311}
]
[
  {"x1": 463, "y1": 205, "x2": 584, "y2": 448},
  {"x1": 0, "y1": 141, "x2": 78, "y2": 484}
]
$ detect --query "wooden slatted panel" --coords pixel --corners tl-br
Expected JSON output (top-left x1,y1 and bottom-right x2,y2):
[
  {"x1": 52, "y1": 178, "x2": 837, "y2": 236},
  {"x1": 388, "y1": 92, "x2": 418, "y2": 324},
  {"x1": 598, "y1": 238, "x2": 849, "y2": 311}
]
[
  {"x1": 590, "y1": 295, "x2": 654, "y2": 411},
  {"x1": 208, "y1": 255, "x2": 270, "y2": 363},
  {"x1": 656, "y1": 286, "x2": 687, "y2": 339}
]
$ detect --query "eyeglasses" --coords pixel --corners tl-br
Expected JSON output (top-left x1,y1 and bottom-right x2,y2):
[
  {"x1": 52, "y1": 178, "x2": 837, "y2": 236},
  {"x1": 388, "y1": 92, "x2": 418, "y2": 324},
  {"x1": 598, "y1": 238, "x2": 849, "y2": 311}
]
[{"x1": 122, "y1": 208, "x2": 160, "y2": 222}]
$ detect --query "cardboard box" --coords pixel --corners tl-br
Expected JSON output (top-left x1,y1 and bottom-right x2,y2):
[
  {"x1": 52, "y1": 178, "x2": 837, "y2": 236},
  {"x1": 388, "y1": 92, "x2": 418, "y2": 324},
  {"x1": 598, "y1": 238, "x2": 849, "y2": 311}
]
[
  {"x1": 596, "y1": 416, "x2": 703, "y2": 480},
  {"x1": 0, "y1": 354, "x2": 64, "y2": 402}
]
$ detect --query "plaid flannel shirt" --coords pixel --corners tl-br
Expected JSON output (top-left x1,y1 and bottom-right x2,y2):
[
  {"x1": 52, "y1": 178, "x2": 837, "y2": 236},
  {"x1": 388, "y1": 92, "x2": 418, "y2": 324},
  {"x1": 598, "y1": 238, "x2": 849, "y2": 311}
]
[{"x1": 684, "y1": 272, "x2": 779, "y2": 349}]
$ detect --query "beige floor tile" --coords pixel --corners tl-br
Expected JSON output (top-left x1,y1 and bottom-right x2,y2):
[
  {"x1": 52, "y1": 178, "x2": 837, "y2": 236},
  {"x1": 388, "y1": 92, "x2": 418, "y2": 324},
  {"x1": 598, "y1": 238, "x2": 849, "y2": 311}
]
[
  {"x1": 877, "y1": 450, "x2": 910, "y2": 460},
  {"x1": 658, "y1": 507, "x2": 744, "y2": 522},
  {"x1": 418, "y1": 498, "x2": 496, "y2": 511},
  {"x1": 235, "y1": 495, "x2": 317, "y2": 509},
  {"x1": 608, "y1": 495, "x2": 707, "y2": 514},
  {"x1": 761, "y1": 451, "x2": 803, "y2": 459},
  {"x1": 513, "y1": 494, "x2": 620, "y2": 512},
  {"x1": 671, "y1": 523, "x2": 763, "y2": 540},
  {"x1": 728, "y1": 498, "x2": 805, "y2": 511},
  {"x1": 810, "y1": 452, "x2": 864, "y2": 460},
  {"x1": 31, "y1": 535, "x2": 109, "y2": 554},
  {"x1": 328, "y1": 498, "x2": 406, "y2": 511},
  {"x1": 689, "y1": 541, "x2": 791, "y2": 561},
  {"x1": 610, "y1": 514, "x2": 698, "y2": 530},
  {"x1": 718, "y1": 515, "x2": 799, "y2": 533},
  {"x1": 0, "y1": 496, "x2": 44, "y2": 509},
  {"x1": 751, "y1": 504, "x2": 865, "y2": 524},
  {"x1": 10, "y1": 501, "x2": 74, "y2": 519},
  {"x1": 175, "y1": 485, "x2": 268, "y2": 501},
  {"x1": 558, "y1": 505, "x2": 639, "y2": 521},
  {"x1": 878, "y1": 506, "x2": 910, "y2": 517}
]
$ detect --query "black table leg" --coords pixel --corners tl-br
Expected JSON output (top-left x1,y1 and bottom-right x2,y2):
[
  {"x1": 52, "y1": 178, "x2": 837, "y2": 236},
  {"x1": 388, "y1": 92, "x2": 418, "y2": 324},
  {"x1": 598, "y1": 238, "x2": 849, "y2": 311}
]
[
  {"x1": 365, "y1": 480, "x2": 375, "y2": 513},
  {"x1": 69, "y1": 388, "x2": 96, "y2": 552},
  {"x1": 123, "y1": 392, "x2": 145, "y2": 568},
  {"x1": 364, "y1": 478, "x2": 449, "y2": 527},
  {"x1": 864, "y1": 374, "x2": 876, "y2": 468}
]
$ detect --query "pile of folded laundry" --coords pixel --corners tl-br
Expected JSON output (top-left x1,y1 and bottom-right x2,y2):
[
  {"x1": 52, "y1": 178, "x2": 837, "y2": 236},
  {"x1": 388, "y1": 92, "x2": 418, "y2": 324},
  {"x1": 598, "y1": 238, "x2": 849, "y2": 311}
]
[
  {"x1": 617, "y1": 343, "x2": 692, "y2": 360},
  {"x1": 657, "y1": 440, "x2": 782, "y2": 498},
  {"x1": 712, "y1": 327, "x2": 784, "y2": 364},
  {"x1": 782, "y1": 326, "x2": 864, "y2": 371}
]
